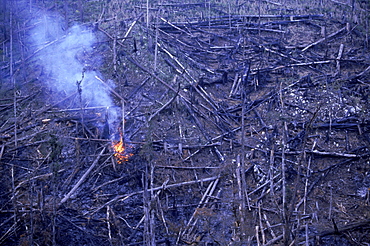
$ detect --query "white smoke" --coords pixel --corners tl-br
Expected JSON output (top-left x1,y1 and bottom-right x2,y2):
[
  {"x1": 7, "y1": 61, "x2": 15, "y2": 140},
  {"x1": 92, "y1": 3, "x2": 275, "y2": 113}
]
[{"x1": 29, "y1": 10, "x2": 120, "y2": 136}]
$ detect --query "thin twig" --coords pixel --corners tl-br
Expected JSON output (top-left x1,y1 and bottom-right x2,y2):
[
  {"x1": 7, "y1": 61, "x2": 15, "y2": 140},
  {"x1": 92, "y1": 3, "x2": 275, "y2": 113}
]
[{"x1": 121, "y1": 13, "x2": 143, "y2": 43}]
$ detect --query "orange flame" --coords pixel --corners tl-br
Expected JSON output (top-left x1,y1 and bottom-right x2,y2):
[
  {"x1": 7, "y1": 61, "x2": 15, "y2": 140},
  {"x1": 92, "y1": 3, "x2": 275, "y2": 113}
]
[{"x1": 112, "y1": 136, "x2": 133, "y2": 163}]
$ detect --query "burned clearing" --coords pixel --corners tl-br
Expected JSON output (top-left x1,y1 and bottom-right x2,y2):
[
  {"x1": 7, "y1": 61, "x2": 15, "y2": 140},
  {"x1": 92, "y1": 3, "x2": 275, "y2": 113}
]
[{"x1": 1, "y1": 0, "x2": 370, "y2": 245}]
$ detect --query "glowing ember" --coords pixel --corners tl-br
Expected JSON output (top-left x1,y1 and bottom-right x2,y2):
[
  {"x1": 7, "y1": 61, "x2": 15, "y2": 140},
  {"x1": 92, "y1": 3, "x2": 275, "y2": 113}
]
[{"x1": 112, "y1": 136, "x2": 133, "y2": 163}]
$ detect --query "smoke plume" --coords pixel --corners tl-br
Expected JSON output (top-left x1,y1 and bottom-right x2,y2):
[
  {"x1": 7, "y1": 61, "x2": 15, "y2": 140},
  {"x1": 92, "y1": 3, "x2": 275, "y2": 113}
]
[{"x1": 29, "y1": 10, "x2": 119, "y2": 136}]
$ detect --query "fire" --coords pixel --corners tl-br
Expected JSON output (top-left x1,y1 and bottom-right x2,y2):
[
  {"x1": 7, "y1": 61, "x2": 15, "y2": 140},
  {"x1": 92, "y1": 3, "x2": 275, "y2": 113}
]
[{"x1": 112, "y1": 136, "x2": 133, "y2": 163}]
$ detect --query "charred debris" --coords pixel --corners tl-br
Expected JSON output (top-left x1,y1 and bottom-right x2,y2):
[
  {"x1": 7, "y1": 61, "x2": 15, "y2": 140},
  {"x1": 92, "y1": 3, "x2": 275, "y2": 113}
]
[{"x1": 0, "y1": 0, "x2": 370, "y2": 245}]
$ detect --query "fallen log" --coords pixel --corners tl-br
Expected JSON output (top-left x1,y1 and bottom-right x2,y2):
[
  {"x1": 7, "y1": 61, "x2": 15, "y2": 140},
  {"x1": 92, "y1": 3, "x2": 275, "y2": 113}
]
[
  {"x1": 148, "y1": 83, "x2": 180, "y2": 122},
  {"x1": 59, "y1": 147, "x2": 106, "y2": 206},
  {"x1": 254, "y1": 60, "x2": 332, "y2": 74},
  {"x1": 297, "y1": 219, "x2": 370, "y2": 244},
  {"x1": 302, "y1": 26, "x2": 347, "y2": 52},
  {"x1": 86, "y1": 175, "x2": 220, "y2": 216}
]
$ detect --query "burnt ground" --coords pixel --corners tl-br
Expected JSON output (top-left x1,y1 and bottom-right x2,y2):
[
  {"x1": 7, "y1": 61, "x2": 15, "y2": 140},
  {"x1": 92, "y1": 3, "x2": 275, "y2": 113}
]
[{"x1": 1, "y1": 0, "x2": 370, "y2": 245}]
